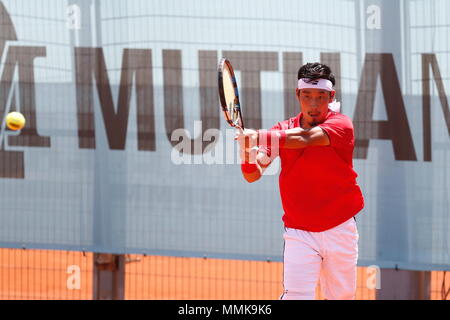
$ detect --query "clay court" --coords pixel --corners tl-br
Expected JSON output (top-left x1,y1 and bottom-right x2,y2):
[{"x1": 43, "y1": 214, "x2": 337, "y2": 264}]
[{"x1": 0, "y1": 249, "x2": 448, "y2": 300}]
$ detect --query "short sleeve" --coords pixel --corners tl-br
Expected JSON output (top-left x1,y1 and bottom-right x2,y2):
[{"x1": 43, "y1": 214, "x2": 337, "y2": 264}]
[{"x1": 318, "y1": 115, "x2": 354, "y2": 150}]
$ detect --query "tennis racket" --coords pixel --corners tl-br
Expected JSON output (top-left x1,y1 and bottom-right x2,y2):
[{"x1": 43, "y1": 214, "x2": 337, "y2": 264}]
[{"x1": 218, "y1": 58, "x2": 244, "y2": 130}]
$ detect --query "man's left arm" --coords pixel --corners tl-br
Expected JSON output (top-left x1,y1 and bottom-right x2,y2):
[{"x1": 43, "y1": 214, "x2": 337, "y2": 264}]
[
  {"x1": 281, "y1": 127, "x2": 330, "y2": 149},
  {"x1": 256, "y1": 116, "x2": 353, "y2": 150},
  {"x1": 254, "y1": 126, "x2": 330, "y2": 149}
]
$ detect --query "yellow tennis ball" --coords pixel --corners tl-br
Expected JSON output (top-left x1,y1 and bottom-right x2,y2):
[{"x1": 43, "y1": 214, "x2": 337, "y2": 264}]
[{"x1": 6, "y1": 112, "x2": 26, "y2": 131}]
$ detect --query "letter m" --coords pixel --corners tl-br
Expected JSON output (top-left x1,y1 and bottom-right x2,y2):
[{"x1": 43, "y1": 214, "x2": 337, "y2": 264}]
[{"x1": 74, "y1": 48, "x2": 155, "y2": 150}]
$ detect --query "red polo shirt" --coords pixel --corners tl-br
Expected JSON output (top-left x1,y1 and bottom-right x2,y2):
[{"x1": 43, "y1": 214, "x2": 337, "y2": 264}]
[{"x1": 263, "y1": 110, "x2": 364, "y2": 232}]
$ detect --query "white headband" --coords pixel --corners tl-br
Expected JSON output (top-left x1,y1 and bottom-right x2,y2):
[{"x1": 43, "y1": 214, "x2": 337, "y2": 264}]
[
  {"x1": 298, "y1": 78, "x2": 334, "y2": 92},
  {"x1": 297, "y1": 78, "x2": 340, "y2": 113}
]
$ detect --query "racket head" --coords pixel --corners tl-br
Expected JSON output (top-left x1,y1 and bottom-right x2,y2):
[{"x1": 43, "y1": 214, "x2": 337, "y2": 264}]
[{"x1": 218, "y1": 58, "x2": 244, "y2": 129}]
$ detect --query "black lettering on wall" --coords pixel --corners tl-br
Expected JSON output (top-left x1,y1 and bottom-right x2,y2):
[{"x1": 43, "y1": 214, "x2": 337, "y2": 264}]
[
  {"x1": 198, "y1": 50, "x2": 220, "y2": 150},
  {"x1": 163, "y1": 49, "x2": 219, "y2": 154},
  {"x1": 283, "y1": 52, "x2": 302, "y2": 119},
  {"x1": 74, "y1": 48, "x2": 155, "y2": 150},
  {"x1": 422, "y1": 54, "x2": 450, "y2": 162},
  {"x1": 1, "y1": 3, "x2": 50, "y2": 177},
  {"x1": 320, "y1": 52, "x2": 341, "y2": 109},
  {"x1": 6, "y1": 46, "x2": 50, "y2": 148},
  {"x1": 0, "y1": 2, "x2": 15, "y2": 57},
  {"x1": 222, "y1": 51, "x2": 278, "y2": 129},
  {"x1": 0, "y1": 2, "x2": 22, "y2": 178},
  {"x1": 1, "y1": 5, "x2": 51, "y2": 177},
  {"x1": 353, "y1": 53, "x2": 416, "y2": 161}
]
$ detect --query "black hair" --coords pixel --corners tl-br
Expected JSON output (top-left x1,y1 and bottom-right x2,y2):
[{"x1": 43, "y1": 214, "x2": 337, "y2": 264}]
[{"x1": 297, "y1": 62, "x2": 335, "y2": 86}]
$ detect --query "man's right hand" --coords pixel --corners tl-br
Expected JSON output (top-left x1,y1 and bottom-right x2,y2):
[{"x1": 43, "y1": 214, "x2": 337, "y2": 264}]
[{"x1": 235, "y1": 129, "x2": 259, "y2": 164}]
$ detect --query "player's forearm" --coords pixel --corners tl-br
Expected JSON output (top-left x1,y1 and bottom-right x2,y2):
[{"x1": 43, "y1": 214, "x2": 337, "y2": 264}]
[
  {"x1": 282, "y1": 128, "x2": 310, "y2": 149},
  {"x1": 258, "y1": 128, "x2": 309, "y2": 150}
]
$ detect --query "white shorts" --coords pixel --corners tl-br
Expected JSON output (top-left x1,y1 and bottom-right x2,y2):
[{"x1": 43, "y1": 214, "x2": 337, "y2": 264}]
[{"x1": 280, "y1": 218, "x2": 359, "y2": 300}]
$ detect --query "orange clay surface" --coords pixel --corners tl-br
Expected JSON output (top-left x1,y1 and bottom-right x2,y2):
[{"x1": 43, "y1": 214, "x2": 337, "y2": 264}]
[{"x1": 0, "y1": 249, "x2": 447, "y2": 300}]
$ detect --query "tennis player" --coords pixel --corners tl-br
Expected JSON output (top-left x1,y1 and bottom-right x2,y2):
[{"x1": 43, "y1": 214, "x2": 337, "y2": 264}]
[{"x1": 236, "y1": 62, "x2": 364, "y2": 300}]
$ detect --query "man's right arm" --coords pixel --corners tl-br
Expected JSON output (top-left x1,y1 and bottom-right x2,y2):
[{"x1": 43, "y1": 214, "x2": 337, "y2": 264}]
[
  {"x1": 237, "y1": 124, "x2": 281, "y2": 183},
  {"x1": 241, "y1": 149, "x2": 275, "y2": 183}
]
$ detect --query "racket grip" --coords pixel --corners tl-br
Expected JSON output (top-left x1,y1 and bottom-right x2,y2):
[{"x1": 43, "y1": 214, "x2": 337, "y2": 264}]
[{"x1": 257, "y1": 130, "x2": 286, "y2": 148}]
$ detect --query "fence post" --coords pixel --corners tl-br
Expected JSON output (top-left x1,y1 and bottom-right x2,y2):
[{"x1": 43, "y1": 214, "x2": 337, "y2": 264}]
[
  {"x1": 376, "y1": 269, "x2": 430, "y2": 300},
  {"x1": 93, "y1": 253, "x2": 125, "y2": 300}
]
